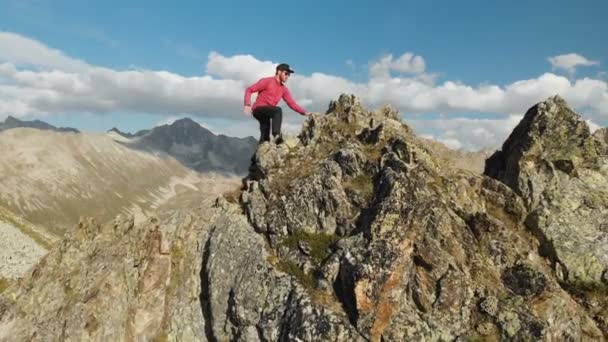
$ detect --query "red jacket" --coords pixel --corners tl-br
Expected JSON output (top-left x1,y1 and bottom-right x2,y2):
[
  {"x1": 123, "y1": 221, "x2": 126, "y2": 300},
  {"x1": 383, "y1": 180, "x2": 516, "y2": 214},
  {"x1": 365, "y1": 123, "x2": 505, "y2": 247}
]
[{"x1": 244, "y1": 77, "x2": 306, "y2": 114}]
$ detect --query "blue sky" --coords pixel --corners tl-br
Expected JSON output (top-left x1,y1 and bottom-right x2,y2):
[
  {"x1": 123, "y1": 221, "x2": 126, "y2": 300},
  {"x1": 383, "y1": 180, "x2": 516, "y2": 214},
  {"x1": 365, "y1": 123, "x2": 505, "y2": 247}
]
[{"x1": 1, "y1": 0, "x2": 607, "y2": 150}]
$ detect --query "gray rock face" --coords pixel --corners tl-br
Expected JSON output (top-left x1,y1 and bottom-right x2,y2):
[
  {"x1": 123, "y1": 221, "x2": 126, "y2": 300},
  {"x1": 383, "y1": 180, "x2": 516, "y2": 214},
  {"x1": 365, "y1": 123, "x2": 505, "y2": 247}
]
[
  {"x1": 203, "y1": 200, "x2": 362, "y2": 341},
  {"x1": 0, "y1": 212, "x2": 210, "y2": 341},
  {"x1": 485, "y1": 96, "x2": 608, "y2": 287}
]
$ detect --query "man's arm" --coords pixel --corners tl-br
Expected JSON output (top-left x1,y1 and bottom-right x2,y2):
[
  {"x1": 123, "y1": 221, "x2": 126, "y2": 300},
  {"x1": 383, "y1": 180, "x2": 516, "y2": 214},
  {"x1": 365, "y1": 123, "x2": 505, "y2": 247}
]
[
  {"x1": 282, "y1": 88, "x2": 307, "y2": 115},
  {"x1": 244, "y1": 78, "x2": 269, "y2": 107}
]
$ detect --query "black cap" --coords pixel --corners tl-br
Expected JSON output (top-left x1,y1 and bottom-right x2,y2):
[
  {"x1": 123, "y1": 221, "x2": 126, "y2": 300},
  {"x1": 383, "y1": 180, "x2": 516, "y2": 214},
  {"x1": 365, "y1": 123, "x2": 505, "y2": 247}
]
[{"x1": 276, "y1": 63, "x2": 295, "y2": 74}]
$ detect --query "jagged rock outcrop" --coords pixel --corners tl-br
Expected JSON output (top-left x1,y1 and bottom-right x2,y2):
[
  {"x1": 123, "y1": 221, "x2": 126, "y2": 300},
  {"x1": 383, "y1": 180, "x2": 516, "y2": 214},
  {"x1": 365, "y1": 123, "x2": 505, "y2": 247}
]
[
  {"x1": 0, "y1": 211, "x2": 213, "y2": 341},
  {"x1": 234, "y1": 94, "x2": 605, "y2": 340},
  {"x1": 1, "y1": 94, "x2": 606, "y2": 341},
  {"x1": 485, "y1": 96, "x2": 608, "y2": 287},
  {"x1": 203, "y1": 200, "x2": 362, "y2": 341}
]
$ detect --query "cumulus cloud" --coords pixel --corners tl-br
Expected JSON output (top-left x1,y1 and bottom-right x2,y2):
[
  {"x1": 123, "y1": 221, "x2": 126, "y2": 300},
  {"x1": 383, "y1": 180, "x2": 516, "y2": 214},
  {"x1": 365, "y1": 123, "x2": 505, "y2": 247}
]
[
  {"x1": 1, "y1": 32, "x2": 607, "y2": 150},
  {"x1": 369, "y1": 52, "x2": 426, "y2": 79},
  {"x1": 548, "y1": 53, "x2": 599, "y2": 75},
  {"x1": 0, "y1": 31, "x2": 89, "y2": 72},
  {"x1": 206, "y1": 52, "x2": 275, "y2": 85},
  {"x1": 409, "y1": 115, "x2": 524, "y2": 151}
]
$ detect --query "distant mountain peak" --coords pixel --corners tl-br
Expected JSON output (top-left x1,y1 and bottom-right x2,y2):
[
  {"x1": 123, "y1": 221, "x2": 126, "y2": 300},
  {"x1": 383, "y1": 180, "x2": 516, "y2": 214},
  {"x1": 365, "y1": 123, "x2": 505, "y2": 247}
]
[
  {"x1": 1, "y1": 116, "x2": 79, "y2": 133},
  {"x1": 128, "y1": 116, "x2": 257, "y2": 175},
  {"x1": 171, "y1": 117, "x2": 199, "y2": 126},
  {"x1": 4, "y1": 115, "x2": 20, "y2": 124},
  {"x1": 163, "y1": 117, "x2": 213, "y2": 134}
]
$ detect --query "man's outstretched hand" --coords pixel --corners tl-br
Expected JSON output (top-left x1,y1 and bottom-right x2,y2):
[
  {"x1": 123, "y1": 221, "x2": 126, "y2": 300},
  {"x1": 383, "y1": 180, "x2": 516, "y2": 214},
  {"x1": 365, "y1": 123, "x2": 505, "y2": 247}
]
[
  {"x1": 243, "y1": 106, "x2": 252, "y2": 115},
  {"x1": 304, "y1": 111, "x2": 313, "y2": 116}
]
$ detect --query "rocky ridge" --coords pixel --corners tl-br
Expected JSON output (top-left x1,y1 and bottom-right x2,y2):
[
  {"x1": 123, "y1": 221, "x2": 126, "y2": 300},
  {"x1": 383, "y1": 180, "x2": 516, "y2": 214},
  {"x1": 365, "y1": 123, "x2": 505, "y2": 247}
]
[
  {"x1": 0, "y1": 95, "x2": 606, "y2": 341},
  {"x1": 0, "y1": 116, "x2": 79, "y2": 133},
  {"x1": 486, "y1": 96, "x2": 608, "y2": 286}
]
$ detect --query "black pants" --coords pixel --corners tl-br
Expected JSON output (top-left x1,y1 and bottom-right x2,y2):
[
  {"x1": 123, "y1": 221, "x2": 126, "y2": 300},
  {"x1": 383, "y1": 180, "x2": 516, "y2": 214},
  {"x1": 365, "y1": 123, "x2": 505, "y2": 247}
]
[{"x1": 252, "y1": 106, "x2": 282, "y2": 142}]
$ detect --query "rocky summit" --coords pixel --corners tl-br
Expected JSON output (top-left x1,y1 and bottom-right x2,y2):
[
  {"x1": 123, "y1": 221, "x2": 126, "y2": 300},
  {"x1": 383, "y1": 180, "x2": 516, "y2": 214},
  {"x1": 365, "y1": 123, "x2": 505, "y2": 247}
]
[{"x1": 1, "y1": 95, "x2": 607, "y2": 341}]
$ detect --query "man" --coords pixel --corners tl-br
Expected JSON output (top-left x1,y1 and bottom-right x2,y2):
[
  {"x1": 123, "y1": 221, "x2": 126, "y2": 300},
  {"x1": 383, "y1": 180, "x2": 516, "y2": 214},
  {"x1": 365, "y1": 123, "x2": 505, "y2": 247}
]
[{"x1": 244, "y1": 63, "x2": 309, "y2": 144}]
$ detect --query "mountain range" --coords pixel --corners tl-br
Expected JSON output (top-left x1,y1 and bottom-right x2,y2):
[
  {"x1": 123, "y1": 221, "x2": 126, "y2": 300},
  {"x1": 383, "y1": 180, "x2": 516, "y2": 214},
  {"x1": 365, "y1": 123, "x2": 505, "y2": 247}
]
[
  {"x1": 2, "y1": 115, "x2": 258, "y2": 175},
  {"x1": 122, "y1": 118, "x2": 258, "y2": 175},
  {"x1": 0, "y1": 95, "x2": 606, "y2": 340},
  {"x1": 0, "y1": 116, "x2": 79, "y2": 133},
  {"x1": 0, "y1": 126, "x2": 242, "y2": 236}
]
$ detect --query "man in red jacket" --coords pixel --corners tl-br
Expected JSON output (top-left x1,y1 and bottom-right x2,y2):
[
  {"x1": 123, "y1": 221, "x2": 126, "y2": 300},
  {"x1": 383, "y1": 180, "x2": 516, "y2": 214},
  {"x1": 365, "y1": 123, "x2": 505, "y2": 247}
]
[{"x1": 244, "y1": 63, "x2": 309, "y2": 144}]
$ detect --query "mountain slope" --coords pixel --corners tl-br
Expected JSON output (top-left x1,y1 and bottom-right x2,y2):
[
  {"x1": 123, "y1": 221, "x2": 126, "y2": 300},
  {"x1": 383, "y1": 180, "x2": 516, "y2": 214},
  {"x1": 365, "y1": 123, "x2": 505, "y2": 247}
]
[
  {"x1": 0, "y1": 128, "x2": 239, "y2": 235},
  {"x1": 0, "y1": 206, "x2": 56, "y2": 281},
  {"x1": 126, "y1": 118, "x2": 257, "y2": 175}
]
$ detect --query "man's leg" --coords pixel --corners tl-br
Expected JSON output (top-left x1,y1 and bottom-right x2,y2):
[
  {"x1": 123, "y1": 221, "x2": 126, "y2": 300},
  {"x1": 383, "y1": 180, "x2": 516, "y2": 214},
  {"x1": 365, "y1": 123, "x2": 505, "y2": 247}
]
[
  {"x1": 270, "y1": 107, "x2": 283, "y2": 140},
  {"x1": 252, "y1": 107, "x2": 271, "y2": 142}
]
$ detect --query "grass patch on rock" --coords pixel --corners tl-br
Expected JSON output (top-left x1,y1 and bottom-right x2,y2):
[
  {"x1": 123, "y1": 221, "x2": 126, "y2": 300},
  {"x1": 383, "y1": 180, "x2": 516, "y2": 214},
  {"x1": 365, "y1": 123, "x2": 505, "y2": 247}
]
[
  {"x1": 0, "y1": 278, "x2": 10, "y2": 293},
  {"x1": 344, "y1": 174, "x2": 374, "y2": 201},
  {"x1": 275, "y1": 259, "x2": 315, "y2": 289},
  {"x1": 222, "y1": 186, "x2": 243, "y2": 204},
  {"x1": 561, "y1": 279, "x2": 608, "y2": 298},
  {"x1": 362, "y1": 144, "x2": 384, "y2": 161},
  {"x1": 280, "y1": 230, "x2": 340, "y2": 265}
]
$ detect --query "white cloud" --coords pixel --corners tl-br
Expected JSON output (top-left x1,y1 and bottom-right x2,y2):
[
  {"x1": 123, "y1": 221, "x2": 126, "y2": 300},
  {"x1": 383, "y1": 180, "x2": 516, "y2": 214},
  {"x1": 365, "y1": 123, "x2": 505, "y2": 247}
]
[
  {"x1": 0, "y1": 31, "x2": 89, "y2": 72},
  {"x1": 438, "y1": 137, "x2": 462, "y2": 150},
  {"x1": 206, "y1": 52, "x2": 275, "y2": 85},
  {"x1": 586, "y1": 119, "x2": 601, "y2": 133},
  {"x1": 0, "y1": 32, "x2": 607, "y2": 149},
  {"x1": 408, "y1": 115, "x2": 524, "y2": 151},
  {"x1": 369, "y1": 52, "x2": 426, "y2": 79},
  {"x1": 548, "y1": 53, "x2": 599, "y2": 75}
]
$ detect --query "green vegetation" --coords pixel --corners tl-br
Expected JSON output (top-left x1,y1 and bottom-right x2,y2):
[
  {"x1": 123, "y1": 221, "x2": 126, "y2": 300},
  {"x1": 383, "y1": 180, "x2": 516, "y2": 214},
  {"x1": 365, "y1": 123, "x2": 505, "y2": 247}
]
[
  {"x1": 167, "y1": 244, "x2": 188, "y2": 296},
  {"x1": 333, "y1": 120, "x2": 360, "y2": 139},
  {"x1": 269, "y1": 152, "x2": 317, "y2": 195},
  {"x1": 0, "y1": 209, "x2": 53, "y2": 250},
  {"x1": 154, "y1": 331, "x2": 169, "y2": 342},
  {"x1": 269, "y1": 230, "x2": 340, "y2": 291},
  {"x1": 222, "y1": 186, "x2": 243, "y2": 204},
  {"x1": 275, "y1": 259, "x2": 314, "y2": 289},
  {"x1": 362, "y1": 144, "x2": 384, "y2": 161},
  {"x1": 344, "y1": 174, "x2": 374, "y2": 201},
  {"x1": 0, "y1": 278, "x2": 10, "y2": 293},
  {"x1": 561, "y1": 279, "x2": 608, "y2": 298},
  {"x1": 171, "y1": 244, "x2": 185, "y2": 259},
  {"x1": 280, "y1": 230, "x2": 339, "y2": 265},
  {"x1": 63, "y1": 282, "x2": 78, "y2": 303},
  {"x1": 561, "y1": 279, "x2": 608, "y2": 328}
]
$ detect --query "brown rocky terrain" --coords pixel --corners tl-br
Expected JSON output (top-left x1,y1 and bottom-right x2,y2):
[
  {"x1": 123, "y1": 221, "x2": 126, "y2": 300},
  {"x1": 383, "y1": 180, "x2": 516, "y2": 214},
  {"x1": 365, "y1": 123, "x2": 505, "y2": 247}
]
[
  {"x1": 0, "y1": 95, "x2": 606, "y2": 341},
  {"x1": 0, "y1": 128, "x2": 239, "y2": 235}
]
